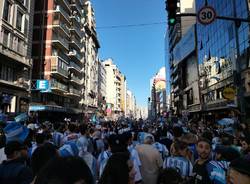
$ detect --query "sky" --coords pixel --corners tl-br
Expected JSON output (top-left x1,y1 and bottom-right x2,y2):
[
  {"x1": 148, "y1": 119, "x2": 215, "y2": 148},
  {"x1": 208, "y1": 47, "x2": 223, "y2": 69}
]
[{"x1": 91, "y1": 0, "x2": 167, "y2": 107}]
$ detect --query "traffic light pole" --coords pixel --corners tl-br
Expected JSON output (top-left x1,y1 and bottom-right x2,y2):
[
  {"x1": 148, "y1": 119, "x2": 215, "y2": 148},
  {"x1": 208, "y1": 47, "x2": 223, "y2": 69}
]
[{"x1": 176, "y1": 13, "x2": 250, "y2": 23}]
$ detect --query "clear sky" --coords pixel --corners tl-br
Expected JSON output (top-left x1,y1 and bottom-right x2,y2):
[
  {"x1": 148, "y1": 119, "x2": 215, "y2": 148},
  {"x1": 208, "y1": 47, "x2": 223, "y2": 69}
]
[{"x1": 91, "y1": 0, "x2": 167, "y2": 107}]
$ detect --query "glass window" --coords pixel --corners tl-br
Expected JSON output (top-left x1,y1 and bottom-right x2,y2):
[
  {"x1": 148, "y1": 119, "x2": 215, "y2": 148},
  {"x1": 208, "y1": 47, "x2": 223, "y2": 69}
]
[
  {"x1": 3, "y1": 0, "x2": 11, "y2": 22},
  {"x1": 16, "y1": 10, "x2": 23, "y2": 31},
  {"x1": 3, "y1": 29, "x2": 9, "y2": 47}
]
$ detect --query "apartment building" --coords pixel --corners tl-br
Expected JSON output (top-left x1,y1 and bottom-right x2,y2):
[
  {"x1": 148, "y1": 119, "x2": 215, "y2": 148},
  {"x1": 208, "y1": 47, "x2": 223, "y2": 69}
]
[
  {"x1": 97, "y1": 59, "x2": 106, "y2": 112},
  {"x1": 0, "y1": 0, "x2": 34, "y2": 113},
  {"x1": 30, "y1": 0, "x2": 85, "y2": 121},
  {"x1": 103, "y1": 58, "x2": 125, "y2": 117},
  {"x1": 82, "y1": 0, "x2": 100, "y2": 114}
]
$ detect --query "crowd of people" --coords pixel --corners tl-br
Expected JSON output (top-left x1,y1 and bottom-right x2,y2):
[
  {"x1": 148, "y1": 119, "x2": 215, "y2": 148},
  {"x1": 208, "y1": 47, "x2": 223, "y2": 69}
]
[{"x1": 0, "y1": 117, "x2": 249, "y2": 184}]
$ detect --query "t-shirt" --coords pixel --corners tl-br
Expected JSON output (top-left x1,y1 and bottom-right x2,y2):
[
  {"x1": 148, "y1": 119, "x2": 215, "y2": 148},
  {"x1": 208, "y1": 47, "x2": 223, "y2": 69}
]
[
  {"x1": 164, "y1": 156, "x2": 193, "y2": 177},
  {"x1": 192, "y1": 160, "x2": 212, "y2": 184}
]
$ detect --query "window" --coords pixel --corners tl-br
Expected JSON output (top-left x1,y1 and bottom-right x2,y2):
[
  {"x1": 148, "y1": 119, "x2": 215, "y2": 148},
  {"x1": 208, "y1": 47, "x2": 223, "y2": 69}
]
[
  {"x1": 3, "y1": 29, "x2": 9, "y2": 47},
  {"x1": 16, "y1": 10, "x2": 23, "y2": 31},
  {"x1": 0, "y1": 64, "x2": 14, "y2": 82},
  {"x1": 3, "y1": 0, "x2": 11, "y2": 22}
]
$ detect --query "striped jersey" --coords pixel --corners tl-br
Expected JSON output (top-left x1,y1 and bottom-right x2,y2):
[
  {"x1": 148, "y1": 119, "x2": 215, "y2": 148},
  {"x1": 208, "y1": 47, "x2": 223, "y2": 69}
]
[{"x1": 163, "y1": 156, "x2": 193, "y2": 177}]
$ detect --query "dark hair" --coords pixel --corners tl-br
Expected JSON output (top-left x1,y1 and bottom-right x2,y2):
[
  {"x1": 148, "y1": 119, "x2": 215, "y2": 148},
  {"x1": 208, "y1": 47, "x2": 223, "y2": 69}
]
[
  {"x1": 158, "y1": 168, "x2": 183, "y2": 184},
  {"x1": 99, "y1": 151, "x2": 130, "y2": 184},
  {"x1": 79, "y1": 124, "x2": 87, "y2": 135},
  {"x1": 107, "y1": 134, "x2": 127, "y2": 153},
  {"x1": 172, "y1": 127, "x2": 183, "y2": 138},
  {"x1": 215, "y1": 145, "x2": 241, "y2": 161},
  {"x1": 68, "y1": 123, "x2": 76, "y2": 133},
  {"x1": 241, "y1": 135, "x2": 250, "y2": 145},
  {"x1": 201, "y1": 131, "x2": 213, "y2": 142},
  {"x1": 31, "y1": 143, "x2": 58, "y2": 175},
  {"x1": 35, "y1": 133, "x2": 46, "y2": 145},
  {"x1": 34, "y1": 156, "x2": 94, "y2": 184},
  {"x1": 4, "y1": 141, "x2": 26, "y2": 157},
  {"x1": 197, "y1": 137, "x2": 212, "y2": 147},
  {"x1": 173, "y1": 140, "x2": 188, "y2": 151}
]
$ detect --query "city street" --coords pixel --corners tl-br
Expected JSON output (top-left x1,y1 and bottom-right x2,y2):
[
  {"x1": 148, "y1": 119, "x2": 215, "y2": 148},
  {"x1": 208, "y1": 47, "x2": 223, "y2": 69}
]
[{"x1": 0, "y1": 0, "x2": 250, "y2": 184}]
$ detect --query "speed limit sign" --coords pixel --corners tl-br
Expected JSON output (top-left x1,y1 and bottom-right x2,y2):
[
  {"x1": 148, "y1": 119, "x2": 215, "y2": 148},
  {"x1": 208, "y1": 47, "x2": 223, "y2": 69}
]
[{"x1": 198, "y1": 6, "x2": 216, "y2": 25}]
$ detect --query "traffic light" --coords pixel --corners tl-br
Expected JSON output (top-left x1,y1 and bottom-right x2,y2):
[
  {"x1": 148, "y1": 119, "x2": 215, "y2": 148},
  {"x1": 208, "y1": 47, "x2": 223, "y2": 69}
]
[{"x1": 165, "y1": 0, "x2": 178, "y2": 26}]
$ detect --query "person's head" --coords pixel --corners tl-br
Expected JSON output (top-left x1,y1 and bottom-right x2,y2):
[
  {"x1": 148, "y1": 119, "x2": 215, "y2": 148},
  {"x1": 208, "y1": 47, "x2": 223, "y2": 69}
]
[
  {"x1": 107, "y1": 134, "x2": 127, "y2": 153},
  {"x1": 31, "y1": 143, "x2": 58, "y2": 175},
  {"x1": 215, "y1": 145, "x2": 241, "y2": 161},
  {"x1": 144, "y1": 134, "x2": 154, "y2": 145},
  {"x1": 121, "y1": 131, "x2": 133, "y2": 146},
  {"x1": 196, "y1": 138, "x2": 211, "y2": 160},
  {"x1": 34, "y1": 156, "x2": 94, "y2": 184},
  {"x1": 4, "y1": 141, "x2": 28, "y2": 159},
  {"x1": 228, "y1": 157, "x2": 250, "y2": 184},
  {"x1": 79, "y1": 124, "x2": 87, "y2": 136},
  {"x1": 221, "y1": 133, "x2": 234, "y2": 146},
  {"x1": 157, "y1": 168, "x2": 183, "y2": 184},
  {"x1": 172, "y1": 126, "x2": 183, "y2": 138},
  {"x1": 35, "y1": 133, "x2": 46, "y2": 145},
  {"x1": 68, "y1": 123, "x2": 77, "y2": 133},
  {"x1": 170, "y1": 140, "x2": 188, "y2": 157},
  {"x1": 240, "y1": 135, "x2": 250, "y2": 153},
  {"x1": 99, "y1": 151, "x2": 135, "y2": 184}
]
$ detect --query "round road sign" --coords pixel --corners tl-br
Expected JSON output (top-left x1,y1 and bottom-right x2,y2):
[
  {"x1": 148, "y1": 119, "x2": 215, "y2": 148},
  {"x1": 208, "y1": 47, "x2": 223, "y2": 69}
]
[{"x1": 197, "y1": 6, "x2": 216, "y2": 25}]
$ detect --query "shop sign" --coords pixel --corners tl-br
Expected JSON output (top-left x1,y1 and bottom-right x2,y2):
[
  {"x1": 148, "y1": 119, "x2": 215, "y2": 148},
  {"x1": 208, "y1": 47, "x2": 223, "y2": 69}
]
[{"x1": 223, "y1": 87, "x2": 236, "y2": 100}]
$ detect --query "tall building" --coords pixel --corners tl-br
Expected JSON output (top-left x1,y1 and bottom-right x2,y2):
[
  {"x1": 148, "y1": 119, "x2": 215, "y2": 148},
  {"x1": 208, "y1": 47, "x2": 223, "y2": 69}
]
[
  {"x1": 120, "y1": 74, "x2": 127, "y2": 115},
  {"x1": 166, "y1": 0, "x2": 197, "y2": 116},
  {"x1": 0, "y1": 0, "x2": 34, "y2": 113},
  {"x1": 196, "y1": 0, "x2": 250, "y2": 119},
  {"x1": 149, "y1": 67, "x2": 167, "y2": 119},
  {"x1": 83, "y1": 0, "x2": 100, "y2": 114},
  {"x1": 126, "y1": 90, "x2": 136, "y2": 118},
  {"x1": 103, "y1": 58, "x2": 125, "y2": 117},
  {"x1": 97, "y1": 59, "x2": 106, "y2": 113},
  {"x1": 30, "y1": 0, "x2": 87, "y2": 121}
]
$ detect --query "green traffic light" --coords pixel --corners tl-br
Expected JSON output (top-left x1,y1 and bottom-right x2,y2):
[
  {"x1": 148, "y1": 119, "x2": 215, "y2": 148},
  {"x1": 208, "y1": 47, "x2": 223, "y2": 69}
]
[{"x1": 169, "y1": 18, "x2": 176, "y2": 25}]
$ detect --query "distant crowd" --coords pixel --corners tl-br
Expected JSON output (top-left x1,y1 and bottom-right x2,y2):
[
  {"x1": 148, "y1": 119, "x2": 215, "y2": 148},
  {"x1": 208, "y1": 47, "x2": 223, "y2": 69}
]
[{"x1": 0, "y1": 117, "x2": 250, "y2": 184}]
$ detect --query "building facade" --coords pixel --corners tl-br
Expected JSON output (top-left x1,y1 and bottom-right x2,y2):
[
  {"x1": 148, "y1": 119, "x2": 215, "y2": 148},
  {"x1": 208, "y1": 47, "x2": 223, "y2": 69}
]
[
  {"x1": 120, "y1": 74, "x2": 127, "y2": 115},
  {"x1": 30, "y1": 0, "x2": 87, "y2": 122},
  {"x1": 167, "y1": 0, "x2": 196, "y2": 116},
  {"x1": 126, "y1": 90, "x2": 136, "y2": 118},
  {"x1": 103, "y1": 58, "x2": 125, "y2": 118},
  {"x1": 0, "y1": 0, "x2": 34, "y2": 114},
  {"x1": 97, "y1": 59, "x2": 106, "y2": 114},
  {"x1": 83, "y1": 0, "x2": 100, "y2": 114},
  {"x1": 170, "y1": 25, "x2": 200, "y2": 117},
  {"x1": 196, "y1": 0, "x2": 250, "y2": 119},
  {"x1": 149, "y1": 67, "x2": 168, "y2": 119}
]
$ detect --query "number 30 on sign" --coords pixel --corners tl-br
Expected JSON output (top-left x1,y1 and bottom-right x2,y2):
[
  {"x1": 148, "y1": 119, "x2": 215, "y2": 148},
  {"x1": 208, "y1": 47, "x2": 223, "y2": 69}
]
[{"x1": 197, "y1": 6, "x2": 216, "y2": 25}]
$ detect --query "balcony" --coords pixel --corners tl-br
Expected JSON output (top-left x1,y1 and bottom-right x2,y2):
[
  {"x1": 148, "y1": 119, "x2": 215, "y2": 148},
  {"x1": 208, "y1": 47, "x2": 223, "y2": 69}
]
[
  {"x1": 70, "y1": 15, "x2": 81, "y2": 26},
  {"x1": 52, "y1": 21, "x2": 70, "y2": 37},
  {"x1": 68, "y1": 49, "x2": 82, "y2": 62},
  {"x1": 0, "y1": 78, "x2": 29, "y2": 91},
  {"x1": 70, "y1": 36, "x2": 82, "y2": 50},
  {"x1": 68, "y1": 61, "x2": 82, "y2": 74},
  {"x1": 51, "y1": 79, "x2": 68, "y2": 93},
  {"x1": 52, "y1": 34, "x2": 69, "y2": 51},
  {"x1": 54, "y1": 5, "x2": 70, "y2": 24},
  {"x1": 50, "y1": 57, "x2": 68, "y2": 79},
  {"x1": 66, "y1": 87, "x2": 81, "y2": 97},
  {"x1": 70, "y1": 25, "x2": 83, "y2": 38},
  {"x1": 70, "y1": 75, "x2": 82, "y2": 85},
  {"x1": 58, "y1": 0, "x2": 71, "y2": 12},
  {"x1": 70, "y1": 0, "x2": 82, "y2": 15}
]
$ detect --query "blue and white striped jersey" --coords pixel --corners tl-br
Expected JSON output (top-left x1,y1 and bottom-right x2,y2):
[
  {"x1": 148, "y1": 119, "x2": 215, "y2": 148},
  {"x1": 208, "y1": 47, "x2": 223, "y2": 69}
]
[{"x1": 163, "y1": 156, "x2": 193, "y2": 177}]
